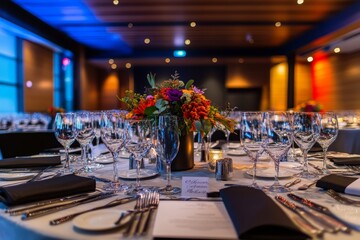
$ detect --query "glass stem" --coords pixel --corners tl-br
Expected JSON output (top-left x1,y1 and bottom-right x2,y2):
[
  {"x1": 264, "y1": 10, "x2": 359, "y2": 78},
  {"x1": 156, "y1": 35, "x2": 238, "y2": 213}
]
[
  {"x1": 81, "y1": 146, "x2": 88, "y2": 168},
  {"x1": 136, "y1": 158, "x2": 141, "y2": 188},
  {"x1": 64, "y1": 146, "x2": 70, "y2": 170},
  {"x1": 96, "y1": 137, "x2": 100, "y2": 146},
  {"x1": 274, "y1": 157, "x2": 280, "y2": 185},
  {"x1": 303, "y1": 150, "x2": 309, "y2": 173},
  {"x1": 166, "y1": 161, "x2": 172, "y2": 190},
  {"x1": 252, "y1": 158, "x2": 258, "y2": 186},
  {"x1": 322, "y1": 147, "x2": 328, "y2": 170},
  {"x1": 112, "y1": 152, "x2": 119, "y2": 183}
]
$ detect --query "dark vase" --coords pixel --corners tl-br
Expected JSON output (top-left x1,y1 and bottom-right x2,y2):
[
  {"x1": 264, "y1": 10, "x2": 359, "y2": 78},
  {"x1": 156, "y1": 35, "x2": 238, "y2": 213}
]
[{"x1": 171, "y1": 131, "x2": 194, "y2": 171}]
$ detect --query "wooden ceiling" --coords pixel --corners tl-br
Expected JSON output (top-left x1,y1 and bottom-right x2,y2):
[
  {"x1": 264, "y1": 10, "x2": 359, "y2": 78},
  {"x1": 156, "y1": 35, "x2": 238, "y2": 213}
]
[{"x1": 9, "y1": 0, "x2": 360, "y2": 60}]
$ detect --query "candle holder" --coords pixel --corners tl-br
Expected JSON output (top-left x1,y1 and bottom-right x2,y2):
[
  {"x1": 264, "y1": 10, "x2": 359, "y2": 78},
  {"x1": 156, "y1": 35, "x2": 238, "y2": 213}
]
[{"x1": 208, "y1": 149, "x2": 223, "y2": 172}]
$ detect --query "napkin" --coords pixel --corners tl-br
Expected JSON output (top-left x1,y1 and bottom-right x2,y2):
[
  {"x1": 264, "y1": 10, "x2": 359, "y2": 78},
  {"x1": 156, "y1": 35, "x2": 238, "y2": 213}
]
[
  {"x1": 329, "y1": 157, "x2": 360, "y2": 166},
  {"x1": 0, "y1": 174, "x2": 95, "y2": 206},
  {"x1": 0, "y1": 156, "x2": 61, "y2": 169},
  {"x1": 316, "y1": 174, "x2": 360, "y2": 196},
  {"x1": 220, "y1": 186, "x2": 309, "y2": 240}
]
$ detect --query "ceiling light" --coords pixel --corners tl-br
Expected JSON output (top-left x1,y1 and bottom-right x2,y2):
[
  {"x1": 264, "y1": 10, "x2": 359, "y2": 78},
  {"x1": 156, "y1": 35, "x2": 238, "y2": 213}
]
[
  {"x1": 238, "y1": 58, "x2": 244, "y2": 63},
  {"x1": 297, "y1": 0, "x2": 304, "y2": 4},
  {"x1": 111, "y1": 63, "x2": 117, "y2": 69},
  {"x1": 212, "y1": 58, "x2": 218, "y2": 63},
  {"x1": 334, "y1": 47, "x2": 341, "y2": 53},
  {"x1": 190, "y1": 22, "x2": 197, "y2": 27},
  {"x1": 128, "y1": 23, "x2": 133, "y2": 28},
  {"x1": 108, "y1": 59, "x2": 114, "y2": 64},
  {"x1": 125, "y1": 63, "x2": 132, "y2": 69},
  {"x1": 173, "y1": 50, "x2": 186, "y2": 57},
  {"x1": 246, "y1": 33, "x2": 254, "y2": 44},
  {"x1": 307, "y1": 56, "x2": 313, "y2": 62},
  {"x1": 113, "y1": 0, "x2": 119, "y2": 5},
  {"x1": 165, "y1": 58, "x2": 171, "y2": 63},
  {"x1": 185, "y1": 39, "x2": 191, "y2": 45},
  {"x1": 275, "y1": 22, "x2": 281, "y2": 27},
  {"x1": 144, "y1": 38, "x2": 150, "y2": 44}
]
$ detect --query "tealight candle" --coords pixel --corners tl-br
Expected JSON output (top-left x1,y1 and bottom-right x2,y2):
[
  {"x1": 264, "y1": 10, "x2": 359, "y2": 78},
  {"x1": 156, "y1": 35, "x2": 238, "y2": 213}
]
[{"x1": 208, "y1": 149, "x2": 223, "y2": 172}]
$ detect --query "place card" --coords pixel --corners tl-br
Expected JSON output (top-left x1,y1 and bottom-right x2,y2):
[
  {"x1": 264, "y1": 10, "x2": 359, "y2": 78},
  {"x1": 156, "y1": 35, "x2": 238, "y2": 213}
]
[
  {"x1": 153, "y1": 200, "x2": 237, "y2": 239},
  {"x1": 181, "y1": 176, "x2": 209, "y2": 198}
]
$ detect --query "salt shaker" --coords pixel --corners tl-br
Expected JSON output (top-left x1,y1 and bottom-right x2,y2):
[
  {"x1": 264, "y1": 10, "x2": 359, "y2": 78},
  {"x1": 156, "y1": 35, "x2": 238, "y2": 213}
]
[{"x1": 215, "y1": 158, "x2": 233, "y2": 181}]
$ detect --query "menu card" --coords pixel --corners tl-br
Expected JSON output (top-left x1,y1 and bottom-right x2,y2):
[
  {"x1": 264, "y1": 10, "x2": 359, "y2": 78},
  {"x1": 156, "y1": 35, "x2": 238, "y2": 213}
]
[{"x1": 152, "y1": 200, "x2": 237, "y2": 239}]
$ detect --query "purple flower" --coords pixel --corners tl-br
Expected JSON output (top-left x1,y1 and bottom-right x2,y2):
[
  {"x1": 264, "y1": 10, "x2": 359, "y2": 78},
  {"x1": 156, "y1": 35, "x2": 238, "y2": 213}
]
[
  {"x1": 167, "y1": 89, "x2": 183, "y2": 102},
  {"x1": 193, "y1": 86, "x2": 204, "y2": 94},
  {"x1": 146, "y1": 95, "x2": 154, "y2": 101}
]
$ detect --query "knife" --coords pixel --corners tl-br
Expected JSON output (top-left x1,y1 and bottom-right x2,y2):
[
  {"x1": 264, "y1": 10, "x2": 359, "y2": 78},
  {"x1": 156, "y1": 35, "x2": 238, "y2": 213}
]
[
  {"x1": 275, "y1": 195, "x2": 333, "y2": 235},
  {"x1": 287, "y1": 193, "x2": 350, "y2": 233},
  {"x1": 7, "y1": 193, "x2": 91, "y2": 216},
  {"x1": 21, "y1": 192, "x2": 115, "y2": 220},
  {"x1": 49, "y1": 196, "x2": 137, "y2": 225}
]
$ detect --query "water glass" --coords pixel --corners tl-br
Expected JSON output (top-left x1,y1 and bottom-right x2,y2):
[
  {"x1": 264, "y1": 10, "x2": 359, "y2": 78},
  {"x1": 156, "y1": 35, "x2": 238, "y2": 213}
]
[
  {"x1": 240, "y1": 112, "x2": 265, "y2": 189},
  {"x1": 263, "y1": 111, "x2": 292, "y2": 192},
  {"x1": 293, "y1": 112, "x2": 321, "y2": 179},
  {"x1": 54, "y1": 113, "x2": 77, "y2": 173},
  {"x1": 157, "y1": 115, "x2": 180, "y2": 195},
  {"x1": 317, "y1": 112, "x2": 338, "y2": 174}
]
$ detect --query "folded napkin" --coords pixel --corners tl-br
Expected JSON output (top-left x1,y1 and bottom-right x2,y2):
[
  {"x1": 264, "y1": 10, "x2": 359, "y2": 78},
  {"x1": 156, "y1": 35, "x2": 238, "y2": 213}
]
[
  {"x1": 220, "y1": 186, "x2": 309, "y2": 240},
  {"x1": 0, "y1": 174, "x2": 95, "y2": 206},
  {"x1": 329, "y1": 157, "x2": 360, "y2": 166},
  {"x1": 316, "y1": 174, "x2": 360, "y2": 196},
  {"x1": 0, "y1": 156, "x2": 61, "y2": 169}
]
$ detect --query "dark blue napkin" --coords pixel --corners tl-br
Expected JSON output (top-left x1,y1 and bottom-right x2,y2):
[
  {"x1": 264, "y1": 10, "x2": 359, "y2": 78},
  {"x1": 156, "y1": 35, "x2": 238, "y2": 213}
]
[{"x1": 220, "y1": 186, "x2": 309, "y2": 240}]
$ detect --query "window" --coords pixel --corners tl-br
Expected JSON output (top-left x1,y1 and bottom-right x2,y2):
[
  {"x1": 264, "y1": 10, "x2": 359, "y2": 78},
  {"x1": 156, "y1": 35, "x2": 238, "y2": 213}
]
[{"x1": 0, "y1": 29, "x2": 19, "y2": 113}]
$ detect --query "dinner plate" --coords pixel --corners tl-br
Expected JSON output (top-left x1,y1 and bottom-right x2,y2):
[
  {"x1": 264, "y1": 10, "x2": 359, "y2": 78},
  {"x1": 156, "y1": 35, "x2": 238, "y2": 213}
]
[
  {"x1": 94, "y1": 156, "x2": 114, "y2": 164},
  {"x1": 330, "y1": 204, "x2": 360, "y2": 230},
  {"x1": 118, "y1": 169, "x2": 158, "y2": 180},
  {"x1": 228, "y1": 143, "x2": 240, "y2": 149},
  {"x1": 0, "y1": 172, "x2": 37, "y2": 181},
  {"x1": 119, "y1": 152, "x2": 130, "y2": 159},
  {"x1": 246, "y1": 168, "x2": 294, "y2": 179},
  {"x1": 73, "y1": 209, "x2": 132, "y2": 231},
  {"x1": 227, "y1": 149, "x2": 246, "y2": 156}
]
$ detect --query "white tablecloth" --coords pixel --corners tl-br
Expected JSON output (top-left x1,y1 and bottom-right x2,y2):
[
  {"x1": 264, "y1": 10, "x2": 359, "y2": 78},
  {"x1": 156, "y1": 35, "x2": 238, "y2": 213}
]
[{"x1": 1, "y1": 150, "x2": 360, "y2": 240}]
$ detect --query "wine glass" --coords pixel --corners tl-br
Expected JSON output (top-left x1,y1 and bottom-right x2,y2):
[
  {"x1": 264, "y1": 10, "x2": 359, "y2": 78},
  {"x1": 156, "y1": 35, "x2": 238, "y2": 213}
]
[
  {"x1": 125, "y1": 119, "x2": 153, "y2": 192},
  {"x1": 74, "y1": 112, "x2": 95, "y2": 173},
  {"x1": 317, "y1": 112, "x2": 339, "y2": 174},
  {"x1": 293, "y1": 112, "x2": 321, "y2": 179},
  {"x1": 263, "y1": 111, "x2": 292, "y2": 192},
  {"x1": 157, "y1": 115, "x2": 181, "y2": 195},
  {"x1": 240, "y1": 112, "x2": 265, "y2": 189},
  {"x1": 100, "y1": 111, "x2": 129, "y2": 191},
  {"x1": 54, "y1": 112, "x2": 77, "y2": 173}
]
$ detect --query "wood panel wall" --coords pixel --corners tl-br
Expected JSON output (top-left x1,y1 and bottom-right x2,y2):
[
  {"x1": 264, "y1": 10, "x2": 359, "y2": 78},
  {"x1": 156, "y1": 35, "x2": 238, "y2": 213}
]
[
  {"x1": 23, "y1": 40, "x2": 53, "y2": 112},
  {"x1": 312, "y1": 51, "x2": 360, "y2": 110}
]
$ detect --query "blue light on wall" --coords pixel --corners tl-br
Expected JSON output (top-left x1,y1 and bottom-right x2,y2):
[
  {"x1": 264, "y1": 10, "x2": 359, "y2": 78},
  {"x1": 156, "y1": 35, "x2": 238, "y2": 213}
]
[{"x1": 173, "y1": 50, "x2": 186, "y2": 58}]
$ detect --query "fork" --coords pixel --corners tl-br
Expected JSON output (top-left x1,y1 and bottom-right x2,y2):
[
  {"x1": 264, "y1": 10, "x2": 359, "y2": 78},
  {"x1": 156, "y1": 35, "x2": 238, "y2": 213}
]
[
  {"x1": 326, "y1": 189, "x2": 360, "y2": 206},
  {"x1": 139, "y1": 191, "x2": 160, "y2": 235},
  {"x1": 123, "y1": 193, "x2": 144, "y2": 237}
]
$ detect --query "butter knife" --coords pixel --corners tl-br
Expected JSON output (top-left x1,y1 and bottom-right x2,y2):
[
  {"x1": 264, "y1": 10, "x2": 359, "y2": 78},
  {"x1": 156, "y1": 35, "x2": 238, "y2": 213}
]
[
  {"x1": 275, "y1": 196, "x2": 324, "y2": 236},
  {"x1": 21, "y1": 192, "x2": 115, "y2": 220},
  {"x1": 49, "y1": 196, "x2": 136, "y2": 225},
  {"x1": 287, "y1": 193, "x2": 350, "y2": 233}
]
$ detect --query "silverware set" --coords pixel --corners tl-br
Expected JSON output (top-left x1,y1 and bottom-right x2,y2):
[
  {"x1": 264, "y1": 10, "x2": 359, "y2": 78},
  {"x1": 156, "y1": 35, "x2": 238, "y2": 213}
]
[
  {"x1": 123, "y1": 191, "x2": 160, "y2": 237},
  {"x1": 275, "y1": 194, "x2": 352, "y2": 237},
  {"x1": 326, "y1": 189, "x2": 360, "y2": 206}
]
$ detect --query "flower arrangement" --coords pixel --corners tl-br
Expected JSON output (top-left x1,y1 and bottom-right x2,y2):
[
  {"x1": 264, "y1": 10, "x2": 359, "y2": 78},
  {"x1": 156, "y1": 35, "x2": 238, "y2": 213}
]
[
  {"x1": 294, "y1": 100, "x2": 324, "y2": 112},
  {"x1": 47, "y1": 106, "x2": 65, "y2": 117},
  {"x1": 120, "y1": 72, "x2": 235, "y2": 136}
]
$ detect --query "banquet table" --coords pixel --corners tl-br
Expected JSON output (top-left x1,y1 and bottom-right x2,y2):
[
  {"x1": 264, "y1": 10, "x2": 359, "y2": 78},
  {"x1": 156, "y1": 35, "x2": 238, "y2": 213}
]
[
  {"x1": 329, "y1": 128, "x2": 360, "y2": 154},
  {"x1": 1, "y1": 147, "x2": 360, "y2": 240}
]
